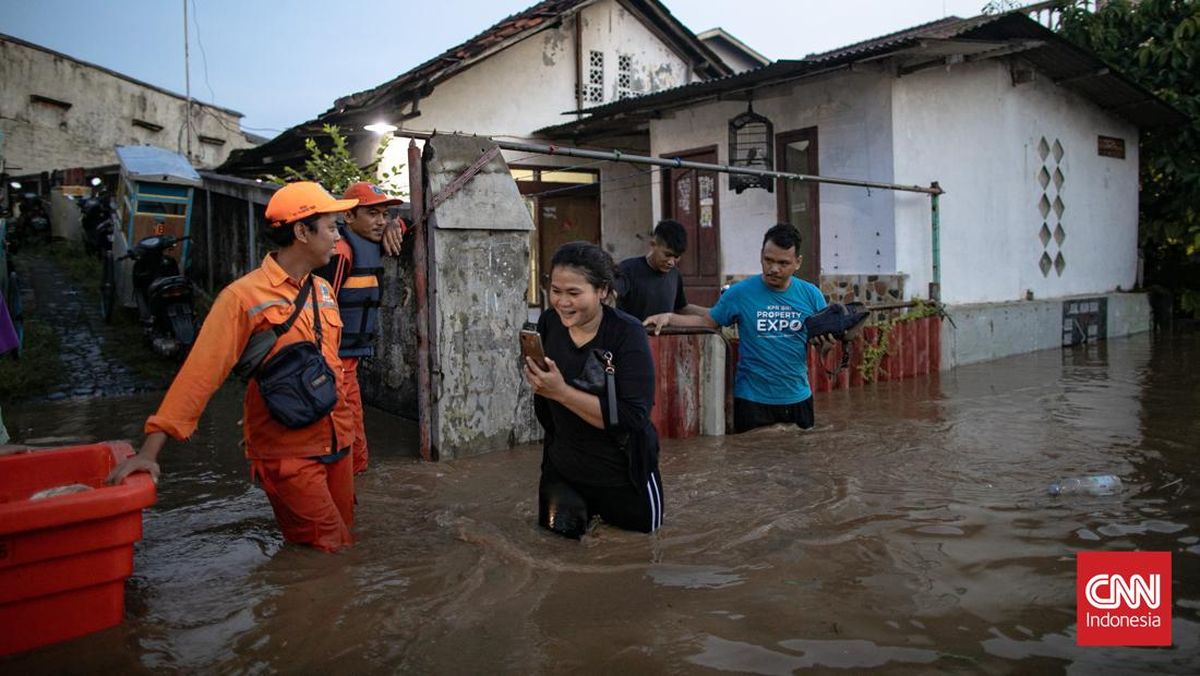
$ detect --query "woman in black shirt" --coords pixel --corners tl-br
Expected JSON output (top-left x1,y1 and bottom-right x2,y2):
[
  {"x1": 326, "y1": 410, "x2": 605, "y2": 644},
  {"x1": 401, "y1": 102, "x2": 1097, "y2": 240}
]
[{"x1": 524, "y1": 242, "x2": 663, "y2": 538}]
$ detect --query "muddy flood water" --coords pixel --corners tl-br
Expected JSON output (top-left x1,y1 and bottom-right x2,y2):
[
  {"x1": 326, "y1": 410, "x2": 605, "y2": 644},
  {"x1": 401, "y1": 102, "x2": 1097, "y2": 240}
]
[{"x1": 3, "y1": 331, "x2": 1198, "y2": 673}]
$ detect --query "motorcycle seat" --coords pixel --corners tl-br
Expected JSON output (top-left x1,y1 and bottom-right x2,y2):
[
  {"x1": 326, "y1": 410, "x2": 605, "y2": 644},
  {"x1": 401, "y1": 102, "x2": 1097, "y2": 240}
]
[{"x1": 147, "y1": 275, "x2": 190, "y2": 297}]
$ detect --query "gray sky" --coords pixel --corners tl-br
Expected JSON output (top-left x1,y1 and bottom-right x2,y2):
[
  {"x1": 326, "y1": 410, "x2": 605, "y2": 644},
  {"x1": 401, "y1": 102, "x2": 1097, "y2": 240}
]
[{"x1": 0, "y1": 0, "x2": 994, "y2": 137}]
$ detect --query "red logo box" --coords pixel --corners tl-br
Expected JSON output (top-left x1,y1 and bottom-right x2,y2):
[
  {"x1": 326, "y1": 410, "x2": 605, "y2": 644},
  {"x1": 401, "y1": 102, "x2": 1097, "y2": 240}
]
[{"x1": 1077, "y1": 551, "x2": 1172, "y2": 646}]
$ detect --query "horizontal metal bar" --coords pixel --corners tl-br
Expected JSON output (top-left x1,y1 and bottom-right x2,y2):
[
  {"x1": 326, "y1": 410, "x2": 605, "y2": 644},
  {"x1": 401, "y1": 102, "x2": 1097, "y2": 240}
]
[{"x1": 395, "y1": 129, "x2": 943, "y2": 195}]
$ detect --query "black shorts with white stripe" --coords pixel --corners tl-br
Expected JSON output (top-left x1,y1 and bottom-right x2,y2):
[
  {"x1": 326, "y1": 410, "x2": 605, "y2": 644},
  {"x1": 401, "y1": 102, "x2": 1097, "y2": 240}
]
[{"x1": 538, "y1": 462, "x2": 664, "y2": 538}]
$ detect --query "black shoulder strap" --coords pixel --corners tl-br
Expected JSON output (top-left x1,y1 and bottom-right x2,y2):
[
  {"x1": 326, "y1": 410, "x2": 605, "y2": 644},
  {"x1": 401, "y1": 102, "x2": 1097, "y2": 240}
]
[
  {"x1": 310, "y1": 277, "x2": 323, "y2": 344},
  {"x1": 273, "y1": 277, "x2": 314, "y2": 338}
]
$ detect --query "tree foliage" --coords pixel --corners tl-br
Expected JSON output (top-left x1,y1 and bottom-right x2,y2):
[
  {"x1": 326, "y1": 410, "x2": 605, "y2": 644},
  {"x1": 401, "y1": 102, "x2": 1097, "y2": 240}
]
[
  {"x1": 1057, "y1": 0, "x2": 1200, "y2": 314},
  {"x1": 267, "y1": 124, "x2": 406, "y2": 198}
]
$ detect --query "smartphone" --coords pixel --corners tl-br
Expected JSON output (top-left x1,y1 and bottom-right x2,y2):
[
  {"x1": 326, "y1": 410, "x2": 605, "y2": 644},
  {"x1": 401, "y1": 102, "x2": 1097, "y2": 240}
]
[{"x1": 520, "y1": 329, "x2": 549, "y2": 371}]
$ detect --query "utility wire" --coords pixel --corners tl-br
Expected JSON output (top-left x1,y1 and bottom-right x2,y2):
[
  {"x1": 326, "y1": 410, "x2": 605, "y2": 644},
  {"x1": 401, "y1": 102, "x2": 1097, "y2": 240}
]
[{"x1": 190, "y1": 0, "x2": 217, "y2": 106}]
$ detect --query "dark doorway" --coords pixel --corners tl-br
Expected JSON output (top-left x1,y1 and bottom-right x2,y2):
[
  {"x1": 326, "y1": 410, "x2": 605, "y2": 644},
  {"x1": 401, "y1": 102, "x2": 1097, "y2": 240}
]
[
  {"x1": 512, "y1": 167, "x2": 600, "y2": 306},
  {"x1": 775, "y1": 127, "x2": 820, "y2": 283},
  {"x1": 662, "y1": 146, "x2": 721, "y2": 305}
]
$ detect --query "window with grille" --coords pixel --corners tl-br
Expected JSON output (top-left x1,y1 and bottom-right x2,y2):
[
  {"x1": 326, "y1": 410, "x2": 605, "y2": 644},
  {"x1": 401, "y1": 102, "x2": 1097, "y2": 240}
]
[
  {"x1": 617, "y1": 54, "x2": 633, "y2": 100},
  {"x1": 586, "y1": 50, "x2": 604, "y2": 103}
]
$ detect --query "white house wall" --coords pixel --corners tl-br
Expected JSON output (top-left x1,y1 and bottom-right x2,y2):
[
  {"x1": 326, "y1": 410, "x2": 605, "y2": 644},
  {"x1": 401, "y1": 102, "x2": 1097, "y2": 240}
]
[
  {"x1": 372, "y1": 0, "x2": 685, "y2": 250},
  {"x1": 580, "y1": 0, "x2": 700, "y2": 99},
  {"x1": 892, "y1": 59, "x2": 1140, "y2": 304},
  {"x1": 649, "y1": 71, "x2": 897, "y2": 278}
]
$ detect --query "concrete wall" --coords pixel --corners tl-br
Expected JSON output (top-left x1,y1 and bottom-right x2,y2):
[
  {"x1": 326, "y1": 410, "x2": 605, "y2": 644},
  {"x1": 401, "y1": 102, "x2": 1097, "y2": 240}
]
[
  {"x1": 0, "y1": 37, "x2": 255, "y2": 175},
  {"x1": 648, "y1": 70, "x2": 897, "y2": 278},
  {"x1": 940, "y1": 291, "x2": 1150, "y2": 369},
  {"x1": 892, "y1": 59, "x2": 1141, "y2": 305},
  {"x1": 360, "y1": 248, "x2": 420, "y2": 419},
  {"x1": 395, "y1": 136, "x2": 540, "y2": 459}
]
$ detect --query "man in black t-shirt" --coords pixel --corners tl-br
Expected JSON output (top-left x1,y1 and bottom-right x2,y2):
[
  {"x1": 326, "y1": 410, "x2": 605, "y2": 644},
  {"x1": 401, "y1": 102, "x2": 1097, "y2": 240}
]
[{"x1": 615, "y1": 219, "x2": 708, "y2": 321}]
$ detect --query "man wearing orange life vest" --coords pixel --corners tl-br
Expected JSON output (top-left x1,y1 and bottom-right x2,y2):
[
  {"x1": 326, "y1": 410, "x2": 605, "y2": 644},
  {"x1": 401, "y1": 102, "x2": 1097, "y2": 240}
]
[
  {"x1": 314, "y1": 181, "x2": 405, "y2": 475},
  {"x1": 107, "y1": 181, "x2": 362, "y2": 552}
]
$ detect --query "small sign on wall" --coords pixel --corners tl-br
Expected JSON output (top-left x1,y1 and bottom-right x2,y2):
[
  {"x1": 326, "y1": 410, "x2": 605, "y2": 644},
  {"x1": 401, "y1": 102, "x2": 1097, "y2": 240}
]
[{"x1": 1098, "y1": 135, "x2": 1125, "y2": 159}]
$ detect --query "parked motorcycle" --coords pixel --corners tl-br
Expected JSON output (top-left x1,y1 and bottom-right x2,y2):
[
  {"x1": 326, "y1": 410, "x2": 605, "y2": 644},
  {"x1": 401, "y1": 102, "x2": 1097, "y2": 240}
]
[
  {"x1": 111, "y1": 234, "x2": 196, "y2": 358},
  {"x1": 8, "y1": 193, "x2": 51, "y2": 252},
  {"x1": 79, "y1": 193, "x2": 116, "y2": 259}
]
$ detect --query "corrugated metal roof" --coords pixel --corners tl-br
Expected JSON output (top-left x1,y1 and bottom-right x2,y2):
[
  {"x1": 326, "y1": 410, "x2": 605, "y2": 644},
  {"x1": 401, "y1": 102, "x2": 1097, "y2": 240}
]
[
  {"x1": 116, "y1": 145, "x2": 202, "y2": 187},
  {"x1": 801, "y1": 16, "x2": 970, "y2": 63},
  {"x1": 539, "y1": 11, "x2": 1186, "y2": 138}
]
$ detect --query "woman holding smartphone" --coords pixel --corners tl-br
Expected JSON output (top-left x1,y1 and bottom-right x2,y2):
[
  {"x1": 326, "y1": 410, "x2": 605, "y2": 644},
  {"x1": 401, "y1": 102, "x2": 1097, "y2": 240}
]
[{"x1": 523, "y1": 241, "x2": 663, "y2": 538}]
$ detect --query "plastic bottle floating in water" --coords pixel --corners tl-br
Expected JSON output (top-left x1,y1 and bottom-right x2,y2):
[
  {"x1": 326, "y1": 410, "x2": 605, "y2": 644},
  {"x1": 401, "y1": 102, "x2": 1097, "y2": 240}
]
[{"x1": 1048, "y1": 475, "x2": 1123, "y2": 497}]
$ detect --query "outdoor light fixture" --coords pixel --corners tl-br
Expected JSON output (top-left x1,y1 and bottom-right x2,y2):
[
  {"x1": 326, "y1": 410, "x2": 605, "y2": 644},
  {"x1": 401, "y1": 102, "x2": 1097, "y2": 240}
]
[
  {"x1": 364, "y1": 122, "x2": 398, "y2": 134},
  {"x1": 9, "y1": 182, "x2": 20, "y2": 190},
  {"x1": 90, "y1": 177, "x2": 102, "y2": 187}
]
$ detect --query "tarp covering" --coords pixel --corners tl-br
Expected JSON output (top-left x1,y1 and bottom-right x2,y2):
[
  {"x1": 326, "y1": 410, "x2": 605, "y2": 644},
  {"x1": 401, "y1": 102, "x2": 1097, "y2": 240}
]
[{"x1": 115, "y1": 145, "x2": 202, "y2": 187}]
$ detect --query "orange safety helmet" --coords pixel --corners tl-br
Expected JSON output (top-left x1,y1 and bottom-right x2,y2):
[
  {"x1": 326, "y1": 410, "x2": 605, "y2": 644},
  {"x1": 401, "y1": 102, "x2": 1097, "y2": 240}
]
[
  {"x1": 265, "y1": 181, "x2": 358, "y2": 228},
  {"x1": 342, "y1": 181, "x2": 404, "y2": 207}
]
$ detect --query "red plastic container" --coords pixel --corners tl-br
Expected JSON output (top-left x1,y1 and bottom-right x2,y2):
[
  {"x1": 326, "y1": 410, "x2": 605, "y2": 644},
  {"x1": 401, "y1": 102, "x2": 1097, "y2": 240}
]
[{"x1": 0, "y1": 442, "x2": 155, "y2": 656}]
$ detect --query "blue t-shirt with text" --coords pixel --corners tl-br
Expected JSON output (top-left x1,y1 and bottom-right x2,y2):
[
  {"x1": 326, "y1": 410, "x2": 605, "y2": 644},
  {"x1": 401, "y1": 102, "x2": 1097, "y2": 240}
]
[{"x1": 709, "y1": 275, "x2": 827, "y2": 405}]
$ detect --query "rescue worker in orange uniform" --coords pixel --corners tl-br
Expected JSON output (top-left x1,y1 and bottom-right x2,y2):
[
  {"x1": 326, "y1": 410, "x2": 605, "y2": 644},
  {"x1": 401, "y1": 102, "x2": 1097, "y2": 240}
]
[
  {"x1": 314, "y1": 181, "x2": 405, "y2": 475},
  {"x1": 107, "y1": 182, "x2": 362, "y2": 552}
]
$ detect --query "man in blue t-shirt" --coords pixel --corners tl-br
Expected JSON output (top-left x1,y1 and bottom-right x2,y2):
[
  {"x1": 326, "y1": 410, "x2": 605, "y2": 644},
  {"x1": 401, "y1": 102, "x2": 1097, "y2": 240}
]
[{"x1": 644, "y1": 223, "x2": 832, "y2": 432}]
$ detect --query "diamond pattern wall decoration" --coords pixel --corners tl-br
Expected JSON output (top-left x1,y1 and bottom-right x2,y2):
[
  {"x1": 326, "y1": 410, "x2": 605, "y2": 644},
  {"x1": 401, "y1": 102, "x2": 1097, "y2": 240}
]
[{"x1": 1036, "y1": 136, "x2": 1066, "y2": 282}]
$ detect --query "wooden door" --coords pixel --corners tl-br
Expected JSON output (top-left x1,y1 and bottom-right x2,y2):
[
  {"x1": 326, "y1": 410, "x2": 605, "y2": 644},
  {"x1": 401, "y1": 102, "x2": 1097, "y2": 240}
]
[
  {"x1": 775, "y1": 128, "x2": 820, "y2": 283},
  {"x1": 536, "y1": 192, "x2": 600, "y2": 292},
  {"x1": 662, "y1": 147, "x2": 721, "y2": 305}
]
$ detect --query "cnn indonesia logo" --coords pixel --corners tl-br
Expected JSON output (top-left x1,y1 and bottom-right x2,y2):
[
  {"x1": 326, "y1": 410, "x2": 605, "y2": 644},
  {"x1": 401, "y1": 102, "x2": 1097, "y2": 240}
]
[{"x1": 1077, "y1": 552, "x2": 1172, "y2": 646}]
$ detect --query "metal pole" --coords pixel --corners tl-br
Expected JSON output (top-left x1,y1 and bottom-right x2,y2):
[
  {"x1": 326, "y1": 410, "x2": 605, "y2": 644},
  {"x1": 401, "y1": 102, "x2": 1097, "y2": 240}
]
[
  {"x1": 424, "y1": 153, "x2": 440, "y2": 461},
  {"x1": 183, "y1": 0, "x2": 192, "y2": 160},
  {"x1": 246, "y1": 199, "x2": 255, "y2": 273},
  {"x1": 205, "y1": 188, "x2": 213, "y2": 292},
  {"x1": 393, "y1": 128, "x2": 942, "y2": 196},
  {"x1": 409, "y1": 140, "x2": 434, "y2": 462},
  {"x1": 929, "y1": 181, "x2": 941, "y2": 302}
]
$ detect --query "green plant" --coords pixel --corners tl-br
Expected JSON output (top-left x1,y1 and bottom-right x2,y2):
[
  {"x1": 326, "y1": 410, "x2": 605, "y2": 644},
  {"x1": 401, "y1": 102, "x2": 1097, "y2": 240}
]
[
  {"x1": 859, "y1": 319, "x2": 893, "y2": 383},
  {"x1": 857, "y1": 299, "x2": 944, "y2": 383},
  {"x1": 266, "y1": 124, "x2": 406, "y2": 197},
  {"x1": 0, "y1": 319, "x2": 62, "y2": 400},
  {"x1": 1058, "y1": 0, "x2": 1200, "y2": 316}
]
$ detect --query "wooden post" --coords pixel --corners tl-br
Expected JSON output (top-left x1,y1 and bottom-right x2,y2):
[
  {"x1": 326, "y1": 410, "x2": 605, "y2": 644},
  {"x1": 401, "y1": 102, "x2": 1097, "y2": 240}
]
[{"x1": 409, "y1": 140, "x2": 433, "y2": 461}]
